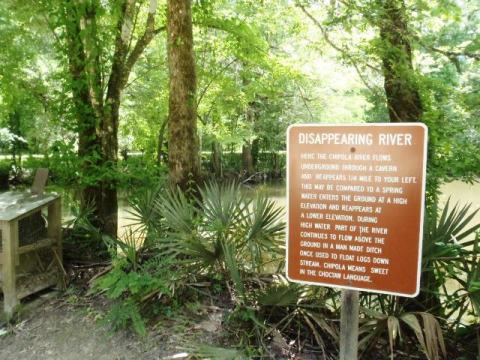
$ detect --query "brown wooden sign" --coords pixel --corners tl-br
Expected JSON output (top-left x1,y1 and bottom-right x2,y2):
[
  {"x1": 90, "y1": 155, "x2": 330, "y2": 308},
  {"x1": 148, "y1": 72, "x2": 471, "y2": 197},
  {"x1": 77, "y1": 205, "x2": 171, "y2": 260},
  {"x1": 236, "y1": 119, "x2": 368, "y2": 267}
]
[{"x1": 286, "y1": 123, "x2": 427, "y2": 297}]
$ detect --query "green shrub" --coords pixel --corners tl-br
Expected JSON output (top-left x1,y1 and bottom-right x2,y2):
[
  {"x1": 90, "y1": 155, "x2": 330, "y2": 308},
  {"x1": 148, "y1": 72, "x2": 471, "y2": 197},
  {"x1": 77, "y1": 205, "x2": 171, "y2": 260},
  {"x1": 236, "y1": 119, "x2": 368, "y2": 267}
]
[
  {"x1": 90, "y1": 250, "x2": 179, "y2": 336},
  {"x1": 156, "y1": 182, "x2": 333, "y2": 351},
  {"x1": 102, "y1": 300, "x2": 147, "y2": 336},
  {"x1": 21, "y1": 145, "x2": 167, "y2": 192},
  {"x1": 118, "y1": 156, "x2": 168, "y2": 192},
  {"x1": 88, "y1": 182, "x2": 480, "y2": 357},
  {"x1": 209, "y1": 151, "x2": 286, "y2": 178},
  {"x1": 62, "y1": 201, "x2": 110, "y2": 261},
  {"x1": 0, "y1": 159, "x2": 12, "y2": 175},
  {"x1": 0, "y1": 160, "x2": 12, "y2": 190}
]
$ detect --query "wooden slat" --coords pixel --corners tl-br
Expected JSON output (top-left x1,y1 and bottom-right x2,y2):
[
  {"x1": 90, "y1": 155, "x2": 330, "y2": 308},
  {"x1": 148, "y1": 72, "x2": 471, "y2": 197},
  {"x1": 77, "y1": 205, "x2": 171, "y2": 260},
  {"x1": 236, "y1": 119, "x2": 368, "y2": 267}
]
[
  {"x1": 2, "y1": 219, "x2": 18, "y2": 317},
  {"x1": 0, "y1": 191, "x2": 59, "y2": 222},
  {"x1": 16, "y1": 273, "x2": 57, "y2": 300},
  {"x1": 17, "y1": 238, "x2": 54, "y2": 255},
  {"x1": 0, "y1": 238, "x2": 56, "y2": 263},
  {"x1": 48, "y1": 198, "x2": 64, "y2": 289}
]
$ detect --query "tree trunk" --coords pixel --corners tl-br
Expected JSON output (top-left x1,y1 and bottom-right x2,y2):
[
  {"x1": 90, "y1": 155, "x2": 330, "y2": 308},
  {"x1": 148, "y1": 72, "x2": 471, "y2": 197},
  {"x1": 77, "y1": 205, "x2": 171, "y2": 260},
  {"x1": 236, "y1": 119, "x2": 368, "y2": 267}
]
[
  {"x1": 251, "y1": 138, "x2": 260, "y2": 169},
  {"x1": 61, "y1": 0, "x2": 160, "y2": 240},
  {"x1": 100, "y1": 74, "x2": 123, "y2": 240},
  {"x1": 242, "y1": 143, "x2": 254, "y2": 177},
  {"x1": 211, "y1": 140, "x2": 223, "y2": 178},
  {"x1": 377, "y1": 0, "x2": 443, "y2": 314},
  {"x1": 64, "y1": 1, "x2": 104, "y2": 232},
  {"x1": 156, "y1": 117, "x2": 168, "y2": 165},
  {"x1": 167, "y1": 0, "x2": 200, "y2": 191},
  {"x1": 272, "y1": 152, "x2": 280, "y2": 179},
  {"x1": 379, "y1": 0, "x2": 423, "y2": 122}
]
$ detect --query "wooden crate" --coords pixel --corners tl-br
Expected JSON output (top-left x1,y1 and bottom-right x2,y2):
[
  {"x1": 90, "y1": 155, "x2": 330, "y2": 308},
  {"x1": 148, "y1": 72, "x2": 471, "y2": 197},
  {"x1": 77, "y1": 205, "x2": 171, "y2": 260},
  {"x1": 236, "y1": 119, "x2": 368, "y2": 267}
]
[{"x1": 0, "y1": 192, "x2": 63, "y2": 317}]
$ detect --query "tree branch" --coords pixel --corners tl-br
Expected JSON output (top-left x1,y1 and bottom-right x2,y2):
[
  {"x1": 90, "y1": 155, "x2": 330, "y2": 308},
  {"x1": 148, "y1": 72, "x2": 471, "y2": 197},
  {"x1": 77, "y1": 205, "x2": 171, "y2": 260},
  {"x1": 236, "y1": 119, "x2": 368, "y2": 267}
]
[
  {"x1": 106, "y1": 0, "x2": 136, "y2": 100},
  {"x1": 196, "y1": 58, "x2": 237, "y2": 109},
  {"x1": 297, "y1": 3, "x2": 380, "y2": 73},
  {"x1": 296, "y1": 82, "x2": 314, "y2": 121},
  {"x1": 124, "y1": 0, "x2": 163, "y2": 83},
  {"x1": 413, "y1": 35, "x2": 479, "y2": 73},
  {"x1": 297, "y1": 3, "x2": 382, "y2": 97}
]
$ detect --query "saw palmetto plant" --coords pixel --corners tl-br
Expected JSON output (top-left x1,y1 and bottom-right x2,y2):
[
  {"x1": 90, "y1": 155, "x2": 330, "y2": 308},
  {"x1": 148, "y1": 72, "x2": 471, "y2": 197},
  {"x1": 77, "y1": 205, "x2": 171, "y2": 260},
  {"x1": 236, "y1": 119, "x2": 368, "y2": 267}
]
[
  {"x1": 155, "y1": 182, "x2": 340, "y2": 355},
  {"x1": 155, "y1": 181, "x2": 285, "y2": 281},
  {"x1": 94, "y1": 181, "x2": 480, "y2": 357},
  {"x1": 358, "y1": 198, "x2": 480, "y2": 359},
  {"x1": 422, "y1": 199, "x2": 480, "y2": 320}
]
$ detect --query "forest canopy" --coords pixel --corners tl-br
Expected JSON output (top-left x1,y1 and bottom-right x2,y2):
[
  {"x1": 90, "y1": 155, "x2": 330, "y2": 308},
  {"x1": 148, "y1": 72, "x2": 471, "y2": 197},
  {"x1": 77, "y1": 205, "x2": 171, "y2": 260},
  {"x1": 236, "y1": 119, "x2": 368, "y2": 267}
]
[{"x1": 0, "y1": 0, "x2": 479, "y2": 232}]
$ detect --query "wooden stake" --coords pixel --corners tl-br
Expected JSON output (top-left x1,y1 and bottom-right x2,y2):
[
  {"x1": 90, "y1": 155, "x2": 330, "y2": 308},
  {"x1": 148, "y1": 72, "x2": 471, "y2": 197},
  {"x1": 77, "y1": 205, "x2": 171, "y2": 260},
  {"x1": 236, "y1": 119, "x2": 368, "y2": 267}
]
[
  {"x1": 339, "y1": 289, "x2": 360, "y2": 360},
  {"x1": 2, "y1": 220, "x2": 19, "y2": 318},
  {"x1": 48, "y1": 198, "x2": 64, "y2": 290}
]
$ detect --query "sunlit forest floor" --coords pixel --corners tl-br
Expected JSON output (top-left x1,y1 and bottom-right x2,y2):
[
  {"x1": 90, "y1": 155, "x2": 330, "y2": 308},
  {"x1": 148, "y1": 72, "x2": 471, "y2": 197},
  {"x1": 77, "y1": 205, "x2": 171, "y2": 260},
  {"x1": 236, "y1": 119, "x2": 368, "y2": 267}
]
[
  {"x1": 0, "y1": 291, "x2": 423, "y2": 360},
  {"x1": 0, "y1": 290, "x2": 226, "y2": 360}
]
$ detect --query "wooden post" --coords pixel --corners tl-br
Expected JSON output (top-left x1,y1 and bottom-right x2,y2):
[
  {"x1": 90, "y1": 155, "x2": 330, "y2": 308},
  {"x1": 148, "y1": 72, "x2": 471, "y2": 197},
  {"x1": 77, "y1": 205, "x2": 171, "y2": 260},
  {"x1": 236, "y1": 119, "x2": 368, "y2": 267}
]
[
  {"x1": 2, "y1": 220, "x2": 19, "y2": 318},
  {"x1": 48, "y1": 198, "x2": 64, "y2": 289},
  {"x1": 339, "y1": 289, "x2": 360, "y2": 360}
]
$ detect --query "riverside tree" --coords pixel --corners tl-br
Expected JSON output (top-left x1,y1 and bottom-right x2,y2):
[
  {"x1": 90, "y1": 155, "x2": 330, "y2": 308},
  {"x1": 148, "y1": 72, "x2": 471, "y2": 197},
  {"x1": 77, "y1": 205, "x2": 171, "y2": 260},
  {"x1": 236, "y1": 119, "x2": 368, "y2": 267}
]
[
  {"x1": 42, "y1": 0, "x2": 164, "y2": 238},
  {"x1": 166, "y1": 0, "x2": 201, "y2": 191}
]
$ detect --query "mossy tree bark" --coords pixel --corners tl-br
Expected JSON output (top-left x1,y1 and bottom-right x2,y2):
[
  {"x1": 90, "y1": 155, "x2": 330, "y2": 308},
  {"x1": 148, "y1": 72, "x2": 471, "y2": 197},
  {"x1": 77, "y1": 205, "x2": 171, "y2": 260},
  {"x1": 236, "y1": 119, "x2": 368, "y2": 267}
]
[
  {"x1": 167, "y1": 0, "x2": 201, "y2": 191},
  {"x1": 64, "y1": 0, "x2": 104, "y2": 235},
  {"x1": 378, "y1": 0, "x2": 423, "y2": 123}
]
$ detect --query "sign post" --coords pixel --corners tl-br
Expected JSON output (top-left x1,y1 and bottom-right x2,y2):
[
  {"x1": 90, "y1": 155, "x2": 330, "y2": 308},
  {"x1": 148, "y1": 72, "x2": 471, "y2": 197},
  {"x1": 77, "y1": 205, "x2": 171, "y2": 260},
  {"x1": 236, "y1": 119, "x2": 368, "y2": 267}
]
[
  {"x1": 286, "y1": 123, "x2": 428, "y2": 357},
  {"x1": 339, "y1": 289, "x2": 359, "y2": 360}
]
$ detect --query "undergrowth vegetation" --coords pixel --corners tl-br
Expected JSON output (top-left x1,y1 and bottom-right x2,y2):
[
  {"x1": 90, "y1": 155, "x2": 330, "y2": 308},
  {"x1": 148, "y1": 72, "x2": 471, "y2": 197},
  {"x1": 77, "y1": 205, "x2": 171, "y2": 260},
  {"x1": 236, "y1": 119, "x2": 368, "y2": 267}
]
[{"x1": 86, "y1": 181, "x2": 480, "y2": 359}]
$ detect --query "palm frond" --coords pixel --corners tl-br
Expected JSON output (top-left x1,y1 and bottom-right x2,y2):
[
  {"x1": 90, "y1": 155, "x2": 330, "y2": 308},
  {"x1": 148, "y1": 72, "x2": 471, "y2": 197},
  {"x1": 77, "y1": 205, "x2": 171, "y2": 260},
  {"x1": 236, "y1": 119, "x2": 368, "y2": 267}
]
[
  {"x1": 242, "y1": 194, "x2": 285, "y2": 272},
  {"x1": 387, "y1": 316, "x2": 401, "y2": 359},
  {"x1": 182, "y1": 344, "x2": 247, "y2": 360},
  {"x1": 126, "y1": 183, "x2": 163, "y2": 238},
  {"x1": 157, "y1": 186, "x2": 197, "y2": 235},
  {"x1": 400, "y1": 313, "x2": 427, "y2": 355},
  {"x1": 303, "y1": 309, "x2": 339, "y2": 342},
  {"x1": 198, "y1": 181, "x2": 250, "y2": 235},
  {"x1": 400, "y1": 312, "x2": 446, "y2": 360},
  {"x1": 427, "y1": 198, "x2": 480, "y2": 250},
  {"x1": 222, "y1": 240, "x2": 246, "y2": 302},
  {"x1": 256, "y1": 283, "x2": 299, "y2": 307}
]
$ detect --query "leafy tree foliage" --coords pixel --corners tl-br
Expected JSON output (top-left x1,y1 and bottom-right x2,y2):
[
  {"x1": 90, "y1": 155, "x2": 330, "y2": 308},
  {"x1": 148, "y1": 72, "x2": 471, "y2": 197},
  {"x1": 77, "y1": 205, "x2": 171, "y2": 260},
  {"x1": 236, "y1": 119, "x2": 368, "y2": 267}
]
[{"x1": 0, "y1": 0, "x2": 478, "y2": 233}]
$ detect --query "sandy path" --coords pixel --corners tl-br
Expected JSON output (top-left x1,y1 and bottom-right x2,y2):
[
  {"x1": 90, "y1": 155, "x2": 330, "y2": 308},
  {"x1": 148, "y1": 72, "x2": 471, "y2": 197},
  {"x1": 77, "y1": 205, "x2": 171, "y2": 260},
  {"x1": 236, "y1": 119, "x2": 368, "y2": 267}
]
[{"x1": 0, "y1": 293, "x2": 168, "y2": 360}]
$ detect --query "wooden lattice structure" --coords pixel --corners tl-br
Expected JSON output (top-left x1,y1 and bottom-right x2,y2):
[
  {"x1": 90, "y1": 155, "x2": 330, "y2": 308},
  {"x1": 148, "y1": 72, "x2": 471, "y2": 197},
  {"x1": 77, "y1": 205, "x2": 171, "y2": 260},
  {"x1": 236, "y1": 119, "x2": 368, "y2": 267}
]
[{"x1": 0, "y1": 191, "x2": 63, "y2": 317}]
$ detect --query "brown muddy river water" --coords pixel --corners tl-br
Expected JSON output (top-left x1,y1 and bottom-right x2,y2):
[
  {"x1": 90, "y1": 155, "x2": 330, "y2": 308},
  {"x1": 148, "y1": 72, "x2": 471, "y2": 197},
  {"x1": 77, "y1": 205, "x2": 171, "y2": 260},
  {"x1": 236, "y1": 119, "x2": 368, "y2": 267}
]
[
  {"x1": 242, "y1": 180, "x2": 480, "y2": 226},
  {"x1": 61, "y1": 180, "x2": 480, "y2": 236}
]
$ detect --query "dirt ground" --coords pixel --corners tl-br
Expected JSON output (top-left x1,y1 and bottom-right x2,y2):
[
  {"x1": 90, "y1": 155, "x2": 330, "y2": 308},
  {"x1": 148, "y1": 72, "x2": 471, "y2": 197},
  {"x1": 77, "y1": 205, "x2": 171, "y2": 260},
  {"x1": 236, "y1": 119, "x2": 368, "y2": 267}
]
[{"x1": 0, "y1": 291, "x2": 225, "y2": 360}]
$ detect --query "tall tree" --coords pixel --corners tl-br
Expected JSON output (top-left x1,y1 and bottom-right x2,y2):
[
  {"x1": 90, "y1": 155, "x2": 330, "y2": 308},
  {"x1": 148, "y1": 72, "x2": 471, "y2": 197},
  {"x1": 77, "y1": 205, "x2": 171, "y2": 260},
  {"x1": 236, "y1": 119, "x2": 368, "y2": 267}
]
[
  {"x1": 377, "y1": 0, "x2": 423, "y2": 122},
  {"x1": 54, "y1": 0, "x2": 162, "y2": 238},
  {"x1": 166, "y1": 0, "x2": 201, "y2": 190}
]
